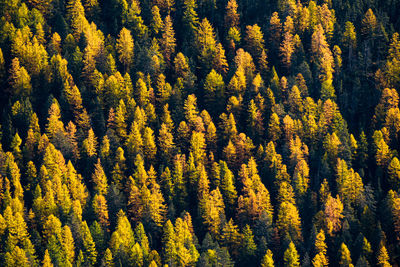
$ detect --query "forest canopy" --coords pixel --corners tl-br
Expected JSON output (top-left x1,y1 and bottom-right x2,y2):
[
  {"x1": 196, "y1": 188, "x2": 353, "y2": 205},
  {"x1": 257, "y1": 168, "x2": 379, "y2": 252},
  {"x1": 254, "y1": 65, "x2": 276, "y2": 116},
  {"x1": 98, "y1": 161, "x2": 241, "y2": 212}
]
[{"x1": 0, "y1": 0, "x2": 400, "y2": 266}]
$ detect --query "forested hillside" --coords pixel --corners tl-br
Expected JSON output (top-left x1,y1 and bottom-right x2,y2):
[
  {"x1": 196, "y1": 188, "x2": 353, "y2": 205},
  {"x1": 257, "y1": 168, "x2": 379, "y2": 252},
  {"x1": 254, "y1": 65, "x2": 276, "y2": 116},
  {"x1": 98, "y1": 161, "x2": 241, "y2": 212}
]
[{"x1": 0, "y1": 0, "x2": 400, "y2": 266}]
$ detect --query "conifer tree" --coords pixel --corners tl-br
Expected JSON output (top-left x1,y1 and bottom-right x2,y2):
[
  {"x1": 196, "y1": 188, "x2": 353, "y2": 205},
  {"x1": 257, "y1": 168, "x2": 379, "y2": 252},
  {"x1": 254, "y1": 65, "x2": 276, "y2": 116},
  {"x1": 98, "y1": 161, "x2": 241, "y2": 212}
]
[
  {"x1": 9, "y1": 58, "x2": 32, "y2": 98},
  {"x1": 245, "y1": 24, "x2": 265, "y2": 60},
  {"x1": 160, "y1": 15, "x2": 176, "y2": 65},
  {"x1": 277, "y1": 201, "x2": 302, "y2": 242},
  {"x1": 93, "y1": 194, "x2": 110, "y2": 228},
  {"x1": 284, "y1": 242, "x2": 300, "y2": 267},
  {"x1": 261, "y1": 250, "x2": 275, "y2": 267},
  {"x1": 338, "y1": 243, "x2": 353, "y2": 267},
  {"x1": 150, "y1": 5, "x2": 163, "y2": 35},
  {"x1": 240, "y1": 225, "x2": 257, "y2": 264},
  {"x1": 196, "y1": 18, "x2": 217, "y2": 73},
  {"x1": 183, "y1": 0, "x2": 199, "y2": 36},
  {"x1": 116, "y1": 27, "x2": 134, "y2": 72},
  {"x1": 377, "y1": 244, "x2": 391, "y2": 267},
  {"x1": 224, "y1": 0, "x2": 239, "y2": 29},
  {"x1": 92, "y1": 158, "x2": 108, "y2": 195}
]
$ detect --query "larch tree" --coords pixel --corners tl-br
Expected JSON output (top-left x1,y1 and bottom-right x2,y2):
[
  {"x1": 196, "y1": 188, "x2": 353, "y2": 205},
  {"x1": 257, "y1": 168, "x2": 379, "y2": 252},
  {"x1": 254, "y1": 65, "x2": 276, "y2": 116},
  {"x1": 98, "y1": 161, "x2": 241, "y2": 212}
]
[
  {"x1": 338, "y1": 243, "x2": 353, "y2": 267},
  {"x1": 342, "y1": 21, "x2": 357, "y2": 65},
  {"x1": 284, "y1": 242, "x2": 300, "y2": 267},
  {"x1": 312, "y1": 229, "x2": 328, "y2": 267},
  {"x1": 311, "y1": 24, "x2": 335, "y2": 100},
  {"x1": 8, "y1": 57, "x2": 32, "y2": 98},
  {"x1": 219, "y1": 161, "x2": 237, "y2": 209},
  {"x1": 324, "y1": 194, "x2": 343, "y2": 236},
  {"x1": 377, "y1": 244, "x2": 391, "y2": 267},
  {"x1": 93, "y1": 194, "x2": 110, "y2": 228},
  {"x1": 269, "y1": 12, "x2": 282, "y2": 52},
  {"x1": 279, "y1": 16, "x2": 295, "y2": 70},
  {"x1": 213, "y1": 43, "x2": 229, "y2": 76},
  {"x1": 261, "y1": 249, "x2": 275, "y2": 267},
  {"x1": 277, "y1": 200, "x2": 302, "y2": 242},
  {"x1": 220, "y1": 218, "x2": 242, "y2": 258},
  {"x1": 116, "y1": 27, "x2": 134, "y2": 72},
  {"x1": 150, "y1": 5, "x2": 163, "y2": 35},
  {"x1": 204, "y1": 69, "x2": 225, "y2": 111},
  {"x1": 46, "y1": 98, "x2": 65, "y2": 140},
  {"x1": 361, "y1": 9, "x2": 377, "y2": 39},
  {"x1": 225, "y1": 0, "x2": 239, "y2": 29},
  {"x1": 160, "y1": 15, "x2": 176, "y2": 65},
  {"x1": 245, "y1": 24, "x2": 265, "y2": 60},
  {"x1": 196, "y1": 18, "x2": 217, "y2": 73},
  {"x1": 336, "y1": 159, "x2": 364, "y2": 205},
  {"x1": 158, "y1": 123, "x2": 174, "y2": 163},
  {"x1": 182, "y1": 0, "x2": 199, "y2": 37},
  {"x1": 68, "y1": 0, "x2": 90, "y2": 39},
  {"x1": 143, "y1": 127, "x2": 157, "y2": 162},
  {"x1": 110, "y1": 210, "x2": 136, "y2": 265},
  {"x1": 92, "y1": 158, "x2": 108, "y2": 195},
  {"x1": 388, "y1": 157, "x2": 400, "y2": 190},
  {"x1": 240, "y1": 225, "x2": 257, "y2": 263}
]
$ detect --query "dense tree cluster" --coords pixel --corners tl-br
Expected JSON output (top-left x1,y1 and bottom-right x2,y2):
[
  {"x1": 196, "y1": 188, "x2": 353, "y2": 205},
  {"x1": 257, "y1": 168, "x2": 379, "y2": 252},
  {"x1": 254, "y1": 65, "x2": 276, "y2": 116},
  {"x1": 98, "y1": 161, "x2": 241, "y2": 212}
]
[{"x1": 0, "y1": 0, "x2": 400, "y2": 266}]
